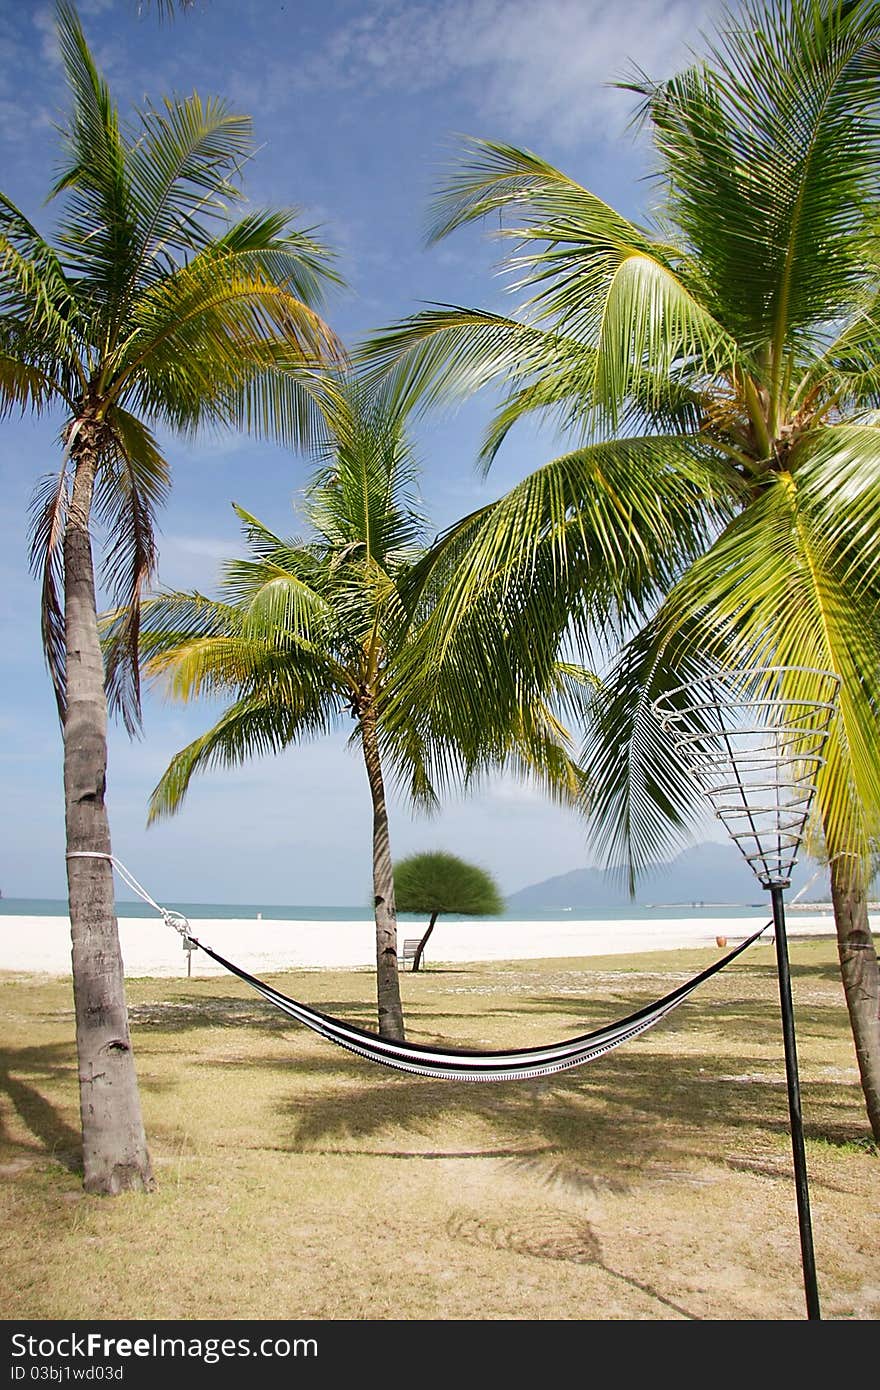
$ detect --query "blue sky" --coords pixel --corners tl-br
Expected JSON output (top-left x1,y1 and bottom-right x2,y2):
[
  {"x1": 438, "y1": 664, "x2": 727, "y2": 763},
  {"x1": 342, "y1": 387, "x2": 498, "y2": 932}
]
[{"x1": 0, "y1": 0, "x2": 722, "y2": 905}]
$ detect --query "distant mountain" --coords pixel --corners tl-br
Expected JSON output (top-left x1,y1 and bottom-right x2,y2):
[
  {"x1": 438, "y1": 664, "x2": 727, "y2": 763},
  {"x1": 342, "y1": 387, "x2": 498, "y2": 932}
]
[{"x1": 506, "y1": 841, "x2": 831, "y2": 910}]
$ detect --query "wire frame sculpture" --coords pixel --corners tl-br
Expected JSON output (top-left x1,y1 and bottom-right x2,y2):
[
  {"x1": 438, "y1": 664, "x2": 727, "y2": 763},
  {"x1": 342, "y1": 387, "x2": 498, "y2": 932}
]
[{"x1": 652, "y1": 667, "x2": 841, "y2": 888}]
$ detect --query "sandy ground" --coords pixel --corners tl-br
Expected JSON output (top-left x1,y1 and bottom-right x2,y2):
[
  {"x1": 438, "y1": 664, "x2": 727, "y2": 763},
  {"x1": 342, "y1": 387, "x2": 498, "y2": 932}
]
[{"x1": 1, "y1": 909, "x2": 848, "y2": 977}]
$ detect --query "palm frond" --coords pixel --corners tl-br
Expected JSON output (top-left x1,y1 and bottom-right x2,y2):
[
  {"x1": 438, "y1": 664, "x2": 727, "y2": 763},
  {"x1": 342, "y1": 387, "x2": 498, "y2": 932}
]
[
  {"x1": 126, "y1": 93, "x2": 254, "y2": 285},
  {"x1": 588, "y1": 249, "x2": 736, "y2": 428},
  {"x1": 410, "y1": 433, "x2": 741, "y2": 665},
  {"x1": 792, "y1": 287, "x2": 880, "y2": 413},
  {"x1": 134, "y1": 581, "x2": 349, "y2": 705},
  {"x1": 0, "y1": 192, "x2": 82, "y2": 366},
  {"x1": 359, "y1": 306, "x2": 577, "y2": 419},
  {"x1": 583, "y1": 620, "x2": 722, "y2": 890},
  {"x1": 214, "y1": 211, "x2": 342, "y2": 306},
  {"x1": 0, "y1": 341, "x2": 65, "y2": 417},
  {"x1": 97, "y1": 409, "x2": 170, "y2": 733},
  {"x1": 221, "y1": 359, "x2": 343, "y2": 455},
  {"x1": 630, "y1": 0, "x2": 880, "y2": 382},
  {"x1": 427, "y1": 137, "x2": 652, "y2": 247},
  {"x1": 132, "y1": 589, "x2": 244, "y2": 655},
  {"x1": 52, "y1": 2, "x2": 137, "y2": 317},
  {"x1": 114, "y1": 246, "x2": 343, "y2": 433},
  {"x1": 420, "y1": 137, "x2": 741, "y2": 425},
  {"x1": 28, "y1": 459, "x2": 71, "y2": 720},
  {"x1": 360, "y1": 298, "x2": 718, "y2": 461},
  {"x1": 304, "y1": 380, "x2": 426, "y2": 567},
  {"x1": 147, "y1": 688, "x2": 337, "y2": 822},
  {"x1": 551, "y1": 660, "x2": 602, "y2": 726},
  {"x1": 662, "y1": 456, "x2": 880, "y2": 856}
]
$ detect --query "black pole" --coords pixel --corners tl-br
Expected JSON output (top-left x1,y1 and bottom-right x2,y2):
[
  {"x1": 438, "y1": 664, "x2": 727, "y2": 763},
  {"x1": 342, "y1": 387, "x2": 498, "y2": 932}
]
[{"x1": 770, "y1": 883, "x2": 821, "y2": 1320}]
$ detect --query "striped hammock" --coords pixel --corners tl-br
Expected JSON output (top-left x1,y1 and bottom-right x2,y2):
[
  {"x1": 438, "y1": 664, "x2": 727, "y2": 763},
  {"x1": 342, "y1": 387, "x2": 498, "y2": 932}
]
[
  {"x1": 189, "y1": 927, "x2": 767, "y2": 1082},
  {"x1": 67, "y1": 853, "x2": 767, "y2": 1083}
]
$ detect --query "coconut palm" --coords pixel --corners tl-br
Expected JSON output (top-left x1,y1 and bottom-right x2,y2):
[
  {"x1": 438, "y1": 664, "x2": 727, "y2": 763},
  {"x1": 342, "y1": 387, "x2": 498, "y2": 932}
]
[
  {"x1": 363, "y1": 0, "x2": 880, "y2": 1138},
  {"x1": 394, "y1": 852, "x2": 503, "y2": 971},
  {"x1": 133, "y1": 383, "x2": 591, "y2": 1039},
  {"x1": 0, "y1": 2, "x2": 341, "y2": 1193}
]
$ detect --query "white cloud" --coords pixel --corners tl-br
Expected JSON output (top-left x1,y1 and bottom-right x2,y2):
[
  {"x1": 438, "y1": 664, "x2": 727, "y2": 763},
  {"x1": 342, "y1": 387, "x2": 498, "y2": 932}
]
[
  {"x1": 488, "y1": 774, "x2": 543, "y2": 805},
  {"x1": 31, "y1": 2, "x2": 143, "y2": 88},
  {"x1": 155, "y1": 533, "x2": 242, "y2": 589},
  {"x1": 32, "y1": 5, "x2": 60, "y2": 67},
  {"x1": 292, "y1": 0, "x2": 722, "y2": 146}
]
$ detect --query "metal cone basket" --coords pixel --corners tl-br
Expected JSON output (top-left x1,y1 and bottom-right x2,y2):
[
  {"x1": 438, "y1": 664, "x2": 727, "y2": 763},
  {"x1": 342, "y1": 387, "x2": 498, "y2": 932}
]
[
  {"x1": 653, "y1": 665, "x2": 840, "y2": 1321},
  {"x1": 653, "y1": 666, "x2": 840, "y2": 888}
]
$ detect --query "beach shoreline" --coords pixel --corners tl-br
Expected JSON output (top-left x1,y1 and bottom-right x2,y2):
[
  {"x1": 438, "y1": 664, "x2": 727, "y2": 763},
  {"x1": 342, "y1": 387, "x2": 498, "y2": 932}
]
[{"x1": 1, "y1": 910, "x2": 853, "y2": 978}]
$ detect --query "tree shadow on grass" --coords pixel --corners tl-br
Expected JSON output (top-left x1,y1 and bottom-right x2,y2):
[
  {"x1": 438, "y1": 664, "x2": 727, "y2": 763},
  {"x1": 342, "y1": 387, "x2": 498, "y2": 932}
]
[
  {"x1": 127, "y1": 994, "x2": 416, "y2": 1033},
  {"x1": 130, "y1": 959, "x2": 858, "y2": 1170},
  {"x1": 128, "y1": 993, "x2": 517, "y2": 1048},
  {"x1": 0, "y1": 1044, "x2": 81, "y2": 1172},
  {"x1": 259, "y1": 1027, "x2": 862, "y2": 1204},
  {"x1": 275, "y1": 1063, "x2": 664, "y2": 1192},
  {"x1": 125, "y1": 953, "x2": 860, "y2": 1199},
  {"x1": 446, "y1": 1209, "x2": 700, "y2": 1320},
  {"x1": 490, "y1": 996, "x2": 850, "y2": 1054}
]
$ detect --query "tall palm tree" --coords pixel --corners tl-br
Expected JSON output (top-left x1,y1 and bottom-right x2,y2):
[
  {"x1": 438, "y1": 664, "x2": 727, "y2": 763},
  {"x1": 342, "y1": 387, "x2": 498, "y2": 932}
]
[
  {"x1": 0, "y1": 2, "x2": 342, "y2": 1193},
  {"x1": 363, "y1": 0, "x2": 880, "y2": 1138},
  {"x1": 131, "y1": 383, "x2": 591, "y2": 1039}
]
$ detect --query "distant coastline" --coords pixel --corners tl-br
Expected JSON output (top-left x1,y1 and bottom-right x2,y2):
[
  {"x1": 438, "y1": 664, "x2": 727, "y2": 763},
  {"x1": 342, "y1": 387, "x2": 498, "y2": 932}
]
[
  {"x1": 0, "y1": 896, "x2": 784, "y2": 923},
  {"x1": 0, "y1": 907, "x2": 849, "y2": 978}
]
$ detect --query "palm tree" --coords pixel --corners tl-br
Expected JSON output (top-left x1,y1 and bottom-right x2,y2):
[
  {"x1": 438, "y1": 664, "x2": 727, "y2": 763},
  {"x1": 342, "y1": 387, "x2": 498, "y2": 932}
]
[
  {"x1": 363, "y1": 0, "x2": 880, "y2": 1139},
  {"x1": 0, "y1": 2, "x2": 342, "y2": 1193},
  {"x1": 394, "y1": 852, "x2": 503, "y2": 972},
  {"x1": 131, "y1": 383, "x2": 591, "y2": 1039}
]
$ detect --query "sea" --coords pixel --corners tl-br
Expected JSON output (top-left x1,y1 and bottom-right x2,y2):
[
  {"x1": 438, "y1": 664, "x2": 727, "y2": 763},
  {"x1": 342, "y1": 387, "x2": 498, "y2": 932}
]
[{"x1": 0, "y1": 897, "x2": 828, "y2": 923}]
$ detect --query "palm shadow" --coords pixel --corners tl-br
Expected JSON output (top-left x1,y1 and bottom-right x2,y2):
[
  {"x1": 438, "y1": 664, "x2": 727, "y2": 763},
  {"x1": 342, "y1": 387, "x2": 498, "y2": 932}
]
[
  {"x1": 268, "y1": 1014, "x2": 860, "y2": 1201},
  {"x1": 445, "y1": 1210, "x2": 700, "y2": 1319},
  {"x1": 0, "y1": 1044, "x2": 82, "y2": 1171}
]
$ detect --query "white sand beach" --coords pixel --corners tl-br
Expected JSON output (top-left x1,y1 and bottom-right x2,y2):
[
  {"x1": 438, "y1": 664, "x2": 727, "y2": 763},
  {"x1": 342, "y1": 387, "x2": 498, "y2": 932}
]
[{"x1": 0, "y1": 909, "x2": 846, "y2": 978}]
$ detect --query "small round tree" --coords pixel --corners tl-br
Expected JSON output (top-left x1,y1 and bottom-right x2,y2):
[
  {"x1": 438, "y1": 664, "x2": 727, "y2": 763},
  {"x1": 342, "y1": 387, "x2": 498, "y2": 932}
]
[{"x1": 394, "y1": 852, "x2": 503, "y2": 972}]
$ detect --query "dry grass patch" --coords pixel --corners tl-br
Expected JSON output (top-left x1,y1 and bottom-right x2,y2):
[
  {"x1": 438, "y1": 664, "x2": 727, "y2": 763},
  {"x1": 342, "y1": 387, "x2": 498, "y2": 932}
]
[{"x1": 0, "y1": 939, "x2": 877, "y2": 1320}]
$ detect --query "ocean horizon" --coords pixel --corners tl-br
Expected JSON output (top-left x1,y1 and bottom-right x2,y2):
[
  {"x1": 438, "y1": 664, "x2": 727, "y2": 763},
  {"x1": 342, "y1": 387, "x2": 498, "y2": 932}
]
[{"x1": 0, "y1": 896, "x2": 832, "y2": 923}]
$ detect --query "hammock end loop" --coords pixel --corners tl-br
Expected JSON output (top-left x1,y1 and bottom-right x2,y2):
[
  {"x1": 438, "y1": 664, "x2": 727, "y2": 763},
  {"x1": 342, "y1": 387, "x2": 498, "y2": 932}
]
[{"x1": 66, "y1": 850, "x2": 198, "y2": 948}]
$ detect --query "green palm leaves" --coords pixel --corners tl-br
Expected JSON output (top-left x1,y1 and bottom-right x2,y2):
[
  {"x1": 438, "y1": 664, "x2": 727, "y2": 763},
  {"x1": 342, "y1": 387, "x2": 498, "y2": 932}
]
[
  {"x1": 365, "y1": 0, "x2": 880, "y2": 1125},
  {"x1": 139, "y1": 383, "x2": 590, "y2": 821},
  {"x1": 365, "y1": 137, "x2": 737, "y2": 443},
  {"x1": 659, "y1": 436, "x2": 880, "y2": 861},
  {"x1": 363, "y1": 0, "x2": 880, "y2": 896},
  {"x1": 632, "y1": 0, "x2": 880, "y2": 374},
  {"x1": 137, "y1": 381, "x2": 593, "y2": 1039},
  {"x1": 5, "y1": 1, "x2": 347, "y2": 1192},
  {"x1": 3, "y1": 2, "x2": 342, "y2": 728}
]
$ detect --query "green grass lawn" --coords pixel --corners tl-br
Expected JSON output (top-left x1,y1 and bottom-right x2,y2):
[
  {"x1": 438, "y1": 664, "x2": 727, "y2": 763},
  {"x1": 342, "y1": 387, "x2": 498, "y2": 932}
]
[{"x1": 0, "y1": 938, "x2": 877, "y2": 1321}]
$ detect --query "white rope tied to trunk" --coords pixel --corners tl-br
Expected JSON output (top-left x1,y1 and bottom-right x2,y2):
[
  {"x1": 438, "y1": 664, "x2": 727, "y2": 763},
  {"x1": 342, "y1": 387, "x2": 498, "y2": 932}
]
[{"x1": 65, "y1": 850, "x2": 194, "y2": 940}]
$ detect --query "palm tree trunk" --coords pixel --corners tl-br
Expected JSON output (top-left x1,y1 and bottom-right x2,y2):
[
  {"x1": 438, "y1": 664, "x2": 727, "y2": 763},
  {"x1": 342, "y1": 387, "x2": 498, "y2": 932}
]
[
  {"x1": 412, "y1": 912, "x2": 438, "y2": 973},
  {"x1": 64, "y1": 426, "x2": 154, "y2": 1194},
  {"x1": 829, "y1": 854, "x2": 880, "y2": 1144},
  {"x1": 360, "y1": 702, "x2": 405, "y2": 1040}
]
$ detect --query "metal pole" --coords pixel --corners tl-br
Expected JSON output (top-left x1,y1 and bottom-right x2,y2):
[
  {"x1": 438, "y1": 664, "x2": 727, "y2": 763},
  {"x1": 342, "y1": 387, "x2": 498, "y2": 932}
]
[{"x1": 770, "y1": 883, "x2": 821, "y2": 1320}]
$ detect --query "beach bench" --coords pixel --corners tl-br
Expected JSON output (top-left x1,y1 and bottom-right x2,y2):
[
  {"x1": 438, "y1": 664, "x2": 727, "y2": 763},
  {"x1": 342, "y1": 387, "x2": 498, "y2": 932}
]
[{"x1": 401, "y1": 938, "x2": 421, "y2": 971}]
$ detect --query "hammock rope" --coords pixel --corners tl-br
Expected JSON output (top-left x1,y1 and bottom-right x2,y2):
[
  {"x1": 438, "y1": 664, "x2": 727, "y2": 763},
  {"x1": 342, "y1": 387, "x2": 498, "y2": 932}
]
[{"x1": 67, "y1": 851, "x2": 769, "y2": 1082}]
